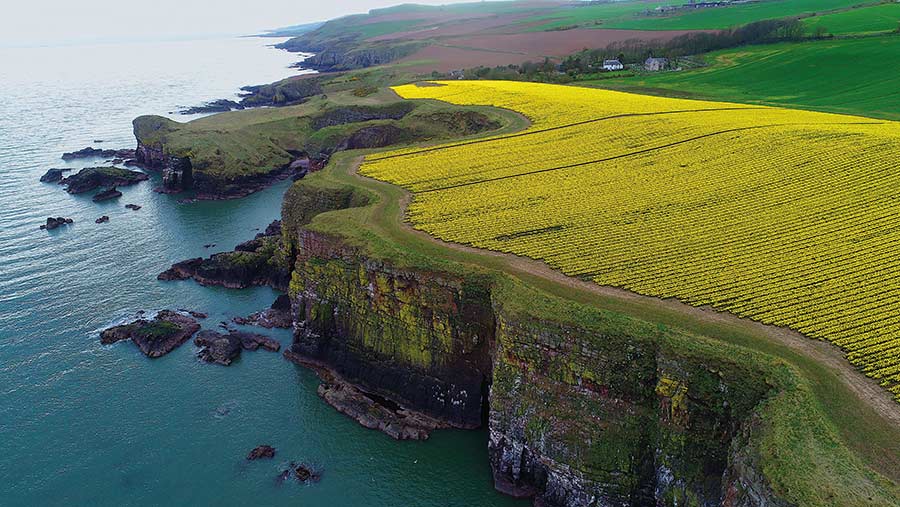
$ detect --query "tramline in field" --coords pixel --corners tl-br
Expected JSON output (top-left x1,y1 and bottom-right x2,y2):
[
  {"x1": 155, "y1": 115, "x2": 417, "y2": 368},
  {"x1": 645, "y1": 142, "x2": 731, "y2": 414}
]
[{"x1": 361, "y1": 80, "x2": 900, "y2": 400}]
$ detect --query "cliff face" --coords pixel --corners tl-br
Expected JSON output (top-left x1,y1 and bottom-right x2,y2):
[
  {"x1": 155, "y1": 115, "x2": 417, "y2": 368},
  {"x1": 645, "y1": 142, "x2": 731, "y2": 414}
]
[
  {"x1": 271, "y1": 164, "x2": 803, "y2": 505},
  {"x1": 287, "y1": 229, "x2": 494, "y2": 428},
  {"x1": 488, "y1": 301, "x2": 779, "y2": 506},
  {"x1": 281, "y1": 209, "x2": 787, "y2": 506}
]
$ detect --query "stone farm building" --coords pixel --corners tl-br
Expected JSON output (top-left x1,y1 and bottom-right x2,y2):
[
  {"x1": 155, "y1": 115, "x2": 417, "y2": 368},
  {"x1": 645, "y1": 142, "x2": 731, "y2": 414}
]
[
  {"x1": 644, "y1": 57, "x2": 669, "y2": 71},
  {"x1": 602, "y1": 59, "x2": 624, "y2": 71}
]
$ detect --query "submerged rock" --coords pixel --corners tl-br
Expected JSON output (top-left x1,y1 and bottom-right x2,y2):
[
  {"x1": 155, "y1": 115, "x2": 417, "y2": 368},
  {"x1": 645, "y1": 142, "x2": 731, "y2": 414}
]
[
  {"x1": 276, "y1": 462, "x2": 321, "y2": 484},
  {"x1": 95, "y1": 216, "x2": 109, "y2": 224},
  {"x1": 246, "y1": 445, "x2": 276, "y2": 460},
  {"x1": 100, "y1": 310, "x2": 200, "y2": 358},
  {"x1": 40, "y1": 217, "x2": 74, "y2": 230},
  {"x1": 92, "y1": 187, "x2": 122, "y2": 202},
  {"x1": 194, "y1": 329, "x2": 280, "y2": 366},
  {"x1": 125, "y1": 204, "x2": 142, "y2": 210},
  {"x1": 178, "y1": 309, "x2": 208, "y2": 319},
  {"x1": 61, "y1": 167, "x2": 148, "y2": 194},
  {"x1": 40, "y1": 168, "x2": 72, "y2": 183}
]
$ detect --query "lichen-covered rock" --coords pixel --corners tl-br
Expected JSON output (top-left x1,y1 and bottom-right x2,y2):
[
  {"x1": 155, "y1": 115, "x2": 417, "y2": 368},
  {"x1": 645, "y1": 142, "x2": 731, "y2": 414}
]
[
  {"x1": 157, "y1": 222, "x2": 289, "y2": 290},
  {"x1": 286, "y1": 229, "x2": 494, "y2": 429},
  {"x1": 486, "y1": 291, "x2": 775, "y2": 507}
]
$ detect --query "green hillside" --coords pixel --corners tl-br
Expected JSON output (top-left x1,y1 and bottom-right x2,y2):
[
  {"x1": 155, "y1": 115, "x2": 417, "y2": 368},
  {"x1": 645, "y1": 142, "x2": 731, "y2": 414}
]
[
  {"x1": 586, "y1": 35, "x2": 900, "y2": 120},
  {"x1": 603, "y1": 0, "x2": 871, "y2": 30},
  {"x1": 803, "y1": 2, "x2": 900, "y2": 35}
]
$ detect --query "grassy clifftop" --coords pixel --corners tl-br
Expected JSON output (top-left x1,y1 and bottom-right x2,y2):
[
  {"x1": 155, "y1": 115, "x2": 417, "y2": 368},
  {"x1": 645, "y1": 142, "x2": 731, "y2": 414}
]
[{"x1": 132, "y1": 88, "x2": 508, "y2": 184}]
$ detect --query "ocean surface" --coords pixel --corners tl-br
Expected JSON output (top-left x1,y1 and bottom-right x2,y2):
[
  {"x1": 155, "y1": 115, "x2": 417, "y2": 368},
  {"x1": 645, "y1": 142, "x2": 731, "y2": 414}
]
[{"x1": 0, "y1": 37, "x2": 525, "y2": 506}]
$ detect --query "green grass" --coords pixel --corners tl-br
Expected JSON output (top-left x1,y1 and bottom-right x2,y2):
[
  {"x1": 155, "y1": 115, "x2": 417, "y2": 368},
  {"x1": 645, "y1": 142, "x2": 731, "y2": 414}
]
[
  {"x1": 581, "y1": 34, "x2": 900, "y2": 120},
  {"x1": 133, "y1": 84, "x2": 517, "y2": 180},
  {"x1": 281, "y1": 116, "x2": 900, "y2": 505},
  {"x1": 804, "y1": 2, "x2": 900, "y2": 34},
  {"x1": 517, "y1": 1, "x2": 669, "y2": 31},
  {"x1": 603, "y1": 0, "x2": 871, "y2": 30}
]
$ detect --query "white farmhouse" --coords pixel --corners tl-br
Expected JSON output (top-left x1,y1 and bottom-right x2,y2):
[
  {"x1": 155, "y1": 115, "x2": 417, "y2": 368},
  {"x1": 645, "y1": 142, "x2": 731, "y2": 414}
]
[{"x1": 602, "y1": 59, "x2": 624, "y2": 71}]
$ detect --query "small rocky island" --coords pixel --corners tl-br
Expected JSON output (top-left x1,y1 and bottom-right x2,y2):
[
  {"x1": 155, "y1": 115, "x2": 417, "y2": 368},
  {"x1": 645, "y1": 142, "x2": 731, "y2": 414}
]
[
  {"x1": 100, "y1": 310, "x2": 201, "y2": 358},
  {"x1": 60, "y1": 167, "x2": 148, "y2": 194}
]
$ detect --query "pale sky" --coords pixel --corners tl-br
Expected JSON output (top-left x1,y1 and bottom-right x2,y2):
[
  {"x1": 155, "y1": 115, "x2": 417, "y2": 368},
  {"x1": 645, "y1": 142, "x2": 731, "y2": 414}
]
[{"x1": 0, "y1": 0, "x2": 474, "y2": 47}]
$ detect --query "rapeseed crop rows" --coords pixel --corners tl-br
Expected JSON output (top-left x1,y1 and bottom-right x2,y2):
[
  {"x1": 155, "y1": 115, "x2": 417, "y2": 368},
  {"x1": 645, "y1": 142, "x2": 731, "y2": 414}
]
[{"x1": 361, "y1": 81, "x2": 900, "y2": 400}]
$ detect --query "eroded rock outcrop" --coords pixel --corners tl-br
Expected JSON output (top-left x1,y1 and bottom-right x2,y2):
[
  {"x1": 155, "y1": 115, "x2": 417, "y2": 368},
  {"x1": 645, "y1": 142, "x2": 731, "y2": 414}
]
[
  {"x1": 62, "y1": 147, "x2": 135, "y2": 161},
  {"x1": 100, "y1": 310, "x2": 200, "y2": 358},
  {"x1": 285, "y1": 229, "x2": 495, "y2": 431},
  {"x1": 40, "y1": 168, "x2": 71, "y2": 183},
  {"x1": 193, "y1": 329, "x2": 280, "y2": 366},
  {"x1": 60, "y1": 167, "x2": 148, "y2": 194},
  {"x1": 157, "y1": 221, "x2": 289, "y2": 290},
  {"x1": 233, "y1": 294, "x2": 293, "y2": 329}
]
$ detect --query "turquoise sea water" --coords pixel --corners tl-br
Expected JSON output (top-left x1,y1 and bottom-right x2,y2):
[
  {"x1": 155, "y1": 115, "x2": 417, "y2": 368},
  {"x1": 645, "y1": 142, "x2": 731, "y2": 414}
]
[{"x1": 0, "y1": 37, "x2": 526, "y2": 506}]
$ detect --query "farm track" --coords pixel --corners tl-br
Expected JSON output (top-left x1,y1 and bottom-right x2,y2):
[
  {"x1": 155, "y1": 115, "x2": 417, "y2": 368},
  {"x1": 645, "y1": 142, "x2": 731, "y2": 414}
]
[{"x1": 345, "y1": 155, "x2": 900, "y2": 430}]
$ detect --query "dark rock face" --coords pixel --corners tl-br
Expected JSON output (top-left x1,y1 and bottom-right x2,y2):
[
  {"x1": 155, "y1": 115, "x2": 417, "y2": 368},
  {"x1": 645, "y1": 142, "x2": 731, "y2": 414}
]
[
  {"x1": 40, "y1": 168, "x2": 71, "y2": 183},
  {"x1": 92, "y1": 187, "x2": 122, "y2": 202},
  {"x1": 179, "y1": 99, "x2": 245, "y2": 115},
  {"x1": 61, "y1": 167, "x2": 148, "y2": 194},
  {"x1": 62, "y1": 147, "x2": 135, "y2": 161},
  {"x1": 233, "y1": 293, "x2": 292, "y2": 328},
  {"x1": 194, "y1": 330, "x2": 243, "y2": 365},
  {"x1": 280, "y1": 220, "x2": 788, "y2": 507},
  {"x1": 100, "y1": 310, "x2": 200, "y2": 358},
  {"x1": 40, "y1": 216, "x2": 74, "y2": 230},
  {"x1": 285, "y1": 351, "x2": 449, "y2": 440},
  {"x1": 287, "y1": 229, "x2": 495, "y2": 430},
  {"x1": 157, "y1": 221, "x2": 289, "y2": 290},
  {"x1": 132, "y1": 138, "x2": 193, "y2": 194},
  {"x1": 194, "y1": 329, "x2": 280, "y2": 365},
  {"x1": 247, "y1": 445, "x2": 276, "y2": 460}
]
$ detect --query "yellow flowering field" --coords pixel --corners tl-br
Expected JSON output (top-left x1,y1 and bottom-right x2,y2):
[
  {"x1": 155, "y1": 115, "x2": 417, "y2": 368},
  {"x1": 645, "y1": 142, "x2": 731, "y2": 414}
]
[{"x1": 360, "y1": 81, "x2": 900, "y2": 399}]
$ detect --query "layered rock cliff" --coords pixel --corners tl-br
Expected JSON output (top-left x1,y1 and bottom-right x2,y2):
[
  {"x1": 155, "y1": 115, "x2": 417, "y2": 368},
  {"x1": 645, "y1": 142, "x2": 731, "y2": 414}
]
[{"x1": 278, "y1": 179, "x2": 790, "y2": 506}]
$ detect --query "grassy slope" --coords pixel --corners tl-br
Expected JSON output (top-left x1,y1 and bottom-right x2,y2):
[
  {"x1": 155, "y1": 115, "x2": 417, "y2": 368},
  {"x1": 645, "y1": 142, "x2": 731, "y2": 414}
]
[
  {"x1": 285, "y1": 126, "x2": 900, "y2": 505},
  {"x1": 582, "y1": 35, "x2": 900, "y2": 120},
  {"x1": 133, "y1": 86, "x2": 508, "y2": 179},
  {"x1": 804, "y1": 2, "x2": 900, "y2": 34},
  {"x1": 603, "y1": 0, "x2": 872, "y2": 30}
]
